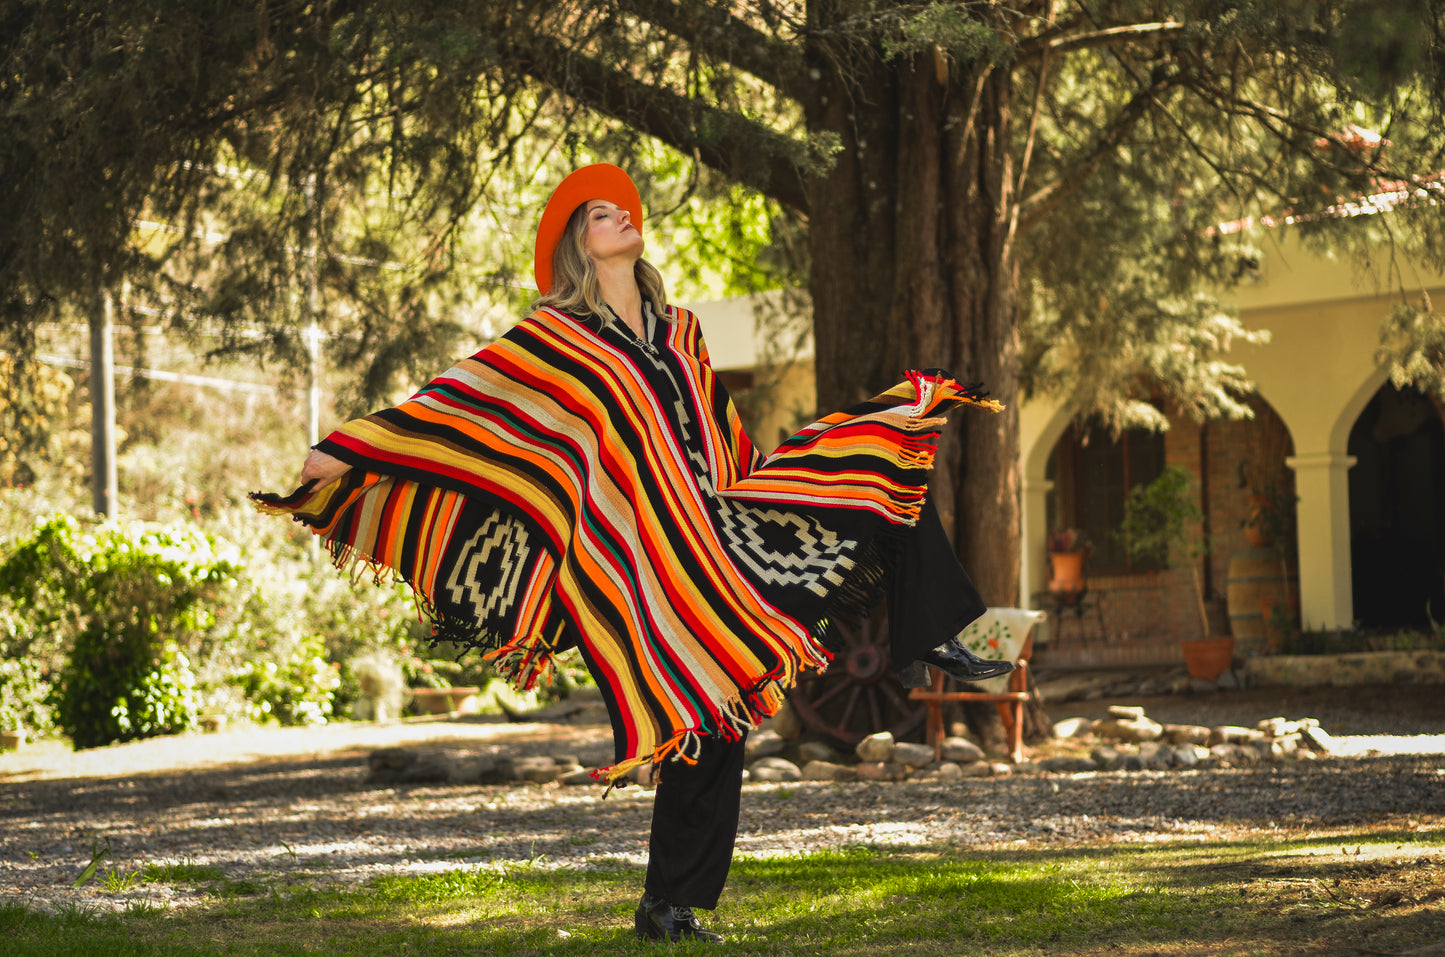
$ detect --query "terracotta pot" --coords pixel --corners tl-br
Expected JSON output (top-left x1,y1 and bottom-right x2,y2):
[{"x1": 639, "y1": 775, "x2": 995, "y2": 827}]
[
  {"x1": 0, "y1": 729, "x2": 25, "y2": 751},
  {"x1": 409, "y1": 686, "x2": 483, "y2": 715},
  {"x1": 1180, "y1": 636, "x2": 1235, "y2": 682},
  {"x1": 1048, "y1": 551, "x2": 1086, "y2": 594}
]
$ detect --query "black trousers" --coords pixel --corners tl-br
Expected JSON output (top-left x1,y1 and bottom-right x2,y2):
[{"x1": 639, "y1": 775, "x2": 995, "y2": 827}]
[{"x1": 643, "y1": 730, "x2": 749, "y2": 910}]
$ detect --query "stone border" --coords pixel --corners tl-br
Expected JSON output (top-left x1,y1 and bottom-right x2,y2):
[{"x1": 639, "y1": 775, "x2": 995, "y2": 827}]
[
  {"x1": 1243, "y1": 650, "x2": 1445, "y2": 687},
  {"x1": 363, "y1": 702, "x2": 1345, "y2": 789}
]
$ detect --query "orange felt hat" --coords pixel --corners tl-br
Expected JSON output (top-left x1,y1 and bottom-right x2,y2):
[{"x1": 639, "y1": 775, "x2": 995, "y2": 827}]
[{"x1": 533, "y1": 163, "x2": 644, "y2": 294}]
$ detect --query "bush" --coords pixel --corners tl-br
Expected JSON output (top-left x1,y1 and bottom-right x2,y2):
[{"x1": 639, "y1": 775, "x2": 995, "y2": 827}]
[
  {"x1": 0, "y1": 514, "x2": 242, "y2": 749},
  {"x1": 230, "y1": 633, "x2": 341, "y2": 725},
  {"x1": 0, "y1": 611, "x2": 56, "y2": 735}
]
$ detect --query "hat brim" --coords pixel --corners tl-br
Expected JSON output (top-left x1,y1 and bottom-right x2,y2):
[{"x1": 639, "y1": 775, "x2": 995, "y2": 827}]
[{"x1": 533, "y1": 164, "x2": 644, "y2": 295}]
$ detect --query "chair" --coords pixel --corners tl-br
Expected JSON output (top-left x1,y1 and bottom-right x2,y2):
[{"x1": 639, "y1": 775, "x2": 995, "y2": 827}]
[{"x1": 907, "y1": 608, "x2": 1044, "y2": 764}]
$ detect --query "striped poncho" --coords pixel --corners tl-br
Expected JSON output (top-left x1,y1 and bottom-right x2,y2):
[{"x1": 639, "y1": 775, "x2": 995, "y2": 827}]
[{"x1": 253, "y1": 304, "x2": 1000, "y2": 784}]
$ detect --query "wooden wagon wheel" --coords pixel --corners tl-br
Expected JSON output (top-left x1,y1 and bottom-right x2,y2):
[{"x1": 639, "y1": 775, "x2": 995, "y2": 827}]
[{"x1": 788, "y1": 609, "x2": 926, "y2": 749}]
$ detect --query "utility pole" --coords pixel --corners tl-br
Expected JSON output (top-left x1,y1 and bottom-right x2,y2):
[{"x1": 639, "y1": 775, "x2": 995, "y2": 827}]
[
  {"x1": 304, "y1": 175, "x2": 323, "y2": 449},
  {"x1": 88, "y1": 282, "x2": 118, "y2": 517}
]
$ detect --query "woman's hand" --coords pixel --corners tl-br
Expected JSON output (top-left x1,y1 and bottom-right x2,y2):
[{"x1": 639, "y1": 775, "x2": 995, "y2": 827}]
[{"x1": 299, "y1": 448, "x2": 351, "y2": 490}]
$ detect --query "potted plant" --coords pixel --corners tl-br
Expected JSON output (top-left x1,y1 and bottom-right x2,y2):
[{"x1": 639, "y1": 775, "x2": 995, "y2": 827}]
[
  {"x1": 1233, "y1": 442, "x2": 1300, "y2": 653},
  {"x1": 403, "y1": 652, "x2": 482, "y2": 716},
  {"x1": 1118, "y1": 466, "x2": 1233, "y2": 681},
  {"x1": 1045, "y1": 528, "x2": 1090, "y2": 596}
]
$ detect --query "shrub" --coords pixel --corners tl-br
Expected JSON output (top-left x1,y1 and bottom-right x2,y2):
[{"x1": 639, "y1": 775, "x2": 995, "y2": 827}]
[
  {"x1": 0, "y1": 618, "x2": 56, "y2": 735},
  {"x1": 0, "y1": 514, "x2": 242, "y2": 749},
  {"x1": 229, "y1": 633, "x2": 341, "y2": 725}
]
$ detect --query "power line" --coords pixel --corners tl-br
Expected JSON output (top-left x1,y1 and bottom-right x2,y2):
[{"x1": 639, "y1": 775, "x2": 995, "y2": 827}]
[{"x1": 36, "y1": 352, "x2": 293, "y2": 397}]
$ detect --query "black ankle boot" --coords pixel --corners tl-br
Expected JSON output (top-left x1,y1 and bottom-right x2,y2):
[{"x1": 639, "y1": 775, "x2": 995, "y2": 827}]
[
  {"x1": 917, "y1": 637, "x2": 1015, "y2": 682},
  {"x1": 635, "y1": 893, "x2": 723, "y2": 943}
]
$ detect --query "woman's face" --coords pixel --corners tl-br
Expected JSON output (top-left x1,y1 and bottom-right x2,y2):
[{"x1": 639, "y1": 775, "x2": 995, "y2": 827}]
[{"x1": 581, "y1": 199, "x2": 644, "y2": 266}]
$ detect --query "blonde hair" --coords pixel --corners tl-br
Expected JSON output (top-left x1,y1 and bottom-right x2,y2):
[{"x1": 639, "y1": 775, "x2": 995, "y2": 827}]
[{"x1": 535, "y1": 202, "x2": 669, "y2": 320}]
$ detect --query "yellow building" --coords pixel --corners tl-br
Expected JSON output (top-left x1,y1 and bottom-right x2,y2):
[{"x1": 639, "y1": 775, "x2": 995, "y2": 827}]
[{"x1": 689, "y1": 233, "x2": 1445, "y2": 660}]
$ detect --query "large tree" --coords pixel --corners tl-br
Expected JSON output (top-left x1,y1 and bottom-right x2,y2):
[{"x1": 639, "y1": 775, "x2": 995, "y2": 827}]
[{"x1": 4, "y1": 0, "x2": 1445, "y2": 604}]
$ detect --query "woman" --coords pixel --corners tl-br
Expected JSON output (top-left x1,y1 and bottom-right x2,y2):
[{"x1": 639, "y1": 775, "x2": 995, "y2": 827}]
[{"x1": 255, "y1": 163, "x2": 1011, "y2": 943}]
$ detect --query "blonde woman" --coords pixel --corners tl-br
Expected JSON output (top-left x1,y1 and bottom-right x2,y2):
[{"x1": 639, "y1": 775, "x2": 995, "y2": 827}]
[{"x1": 261, "y1": 164, "x2": 1009, "y2": 942}]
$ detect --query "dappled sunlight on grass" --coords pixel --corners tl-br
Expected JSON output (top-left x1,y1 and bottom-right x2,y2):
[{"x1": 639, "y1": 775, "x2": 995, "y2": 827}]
[{"x1": 2, "y1": 834, "x2": 1442, "y2": 955}]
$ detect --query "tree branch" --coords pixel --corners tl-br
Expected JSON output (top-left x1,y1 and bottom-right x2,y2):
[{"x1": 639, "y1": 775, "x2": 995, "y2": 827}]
[
  {"x1": 1016, "y1": 70, "x2": 1183, "y2": 233},
  {"x1": 614, "y1": 0, "x2": 811, "y2": 103},
  {"x1": 1017, "y1": 21, "x2": 1186, "y2": 63},
  {"x1": 515, "y1": 35, "x2": 812, "y2": 212}
]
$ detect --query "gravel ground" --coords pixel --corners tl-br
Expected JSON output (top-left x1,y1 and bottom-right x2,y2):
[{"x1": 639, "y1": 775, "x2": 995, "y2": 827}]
[{"x1": 2, "y1": 683, "x2": 1443, "y2": 916}]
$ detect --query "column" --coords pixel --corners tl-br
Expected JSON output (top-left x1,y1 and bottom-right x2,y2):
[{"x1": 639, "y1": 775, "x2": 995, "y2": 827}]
[
  {"x1": 1286, "y1": 451, "x2": 1356, "y2": 630},
  {"x1": 1020, "y1": 477, "x2": 1054, "y2": 611}
]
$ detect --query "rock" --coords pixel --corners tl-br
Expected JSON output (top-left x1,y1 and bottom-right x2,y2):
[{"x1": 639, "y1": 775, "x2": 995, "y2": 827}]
[
  {"x1": 959, "y1": 760, "x2": 993, "y2": 778},
  {"x1": 1256, "y1": 717, "x2": 1313, "y2": 738},
  {"x1": 1171, "y1": 745, "x2": 1199, "y2": 768},
  {"x1": 941, "y1": 737, "x2": 986, "y2": 763},
  {"x1": 1107, "y1": 705, "x2": 1146, "y2": 720},
  {"x1": 1209, "y1": 743, "x2": 1260, "y2": 767},
  {"x1": 1215, "y1": 668, "x2": 1244, "y2": 690},
  {"x1": 366, "y1": 747, "x2": 496, "y2": 785},
  {"x1": 446, "y1": 756, "x2": 499, "y2": 785},
  {"x1": 934, "y1": 762, "x2": 964, "y2": 781},
  {"x1": 630, "y1": 762, "x2": 657, "y2": 787},
  {"x1": 558, "y1": 767, "x2": 597, "y2": 786},
  {"x1": 750, "y1": 756, "x2": 802, "y2": 781},
  {"x1": 1207, "y1": 725, "x2": 1264, "y2": 746},
  {"x1": 1095, "y1": 715, "x2": 1165, "y2": 743},
  {"x1": 892, "y1": 742, "x2": 937, "y2": 768},
  {"x1": 1187, "y1": 677, "x2": 1220, "y2": 694},
  {"x1": 1265, "y1": 734, "x2": 1301, "y2": 760},
  {"x1": 751, "y1": 763, "x2": 809, "y2": 786},
  {"x1": 482, "y1": 756, "x2": 517, "y2": 784},
  {"x1": 855, "y1": 761, "x2": 906, "y2": 782},
  {"x1": 801, "y1": 760, "x2": 855, "y2": 782},
  {"x1": 550, "y1": 752, "x2": 580, "y2": 767},
  {"x1": 1039, "y1": 756, "x2": 1098, "y2": 773},
  {"x1": 746, "y1": 729, "x2": 787, "y2": 760},
  {"x1": 988, "y1": 763, "x2": 1013, "y2": 778},
  {"x1": 1300, "y1": 725, "x2": 1335, "y2": 754},
  {"x1": 1122, "y1": 754, "x2": 1145, "y2": 771},
  {"x1": 771, "y1": 700, "x2": 804, "y2": 740},
  {"x1": 947, "y1": 722, "x2": 974, "y2": 739},
  {"x1": 515, "y1": 756, "x2": 561, "y2": 783},
  {"x1": 855, "y1": 731, "x2": 895, "y2": 763},
  {"x1": 368, "y1": 747, "x2": 418, "y2": 771},
  {"x1": 1163, "y1": 724, "x2": 1212, "y2": 746},
  {"x1": 798, "y1": 741, "x2": 842, "y2": 764},
  {"x1": 1052, "y1": 717, "x2": 1093, "y2": 739},
  {"x1": 1137, "y1": 742, "x2": 1173, "y2": 770},
  {"x1": 1090, "y1": 745, "x2": 1124, "y2": 771}
]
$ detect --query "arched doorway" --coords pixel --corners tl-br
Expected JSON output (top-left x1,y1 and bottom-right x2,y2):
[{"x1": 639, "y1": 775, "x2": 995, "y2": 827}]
[{"x1": 1347, "y1": 384, "x2": 1445, "y2": 629}]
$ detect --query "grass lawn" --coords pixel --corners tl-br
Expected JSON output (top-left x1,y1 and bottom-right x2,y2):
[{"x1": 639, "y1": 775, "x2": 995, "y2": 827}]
[{"x1": 3, "y1": 832, "x2": 1442, "y2": 956}]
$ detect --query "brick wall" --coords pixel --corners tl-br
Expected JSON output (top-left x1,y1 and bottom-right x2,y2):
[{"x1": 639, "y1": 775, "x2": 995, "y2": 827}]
[{"x1": 1048, "y1": 397, "x2": 1297, "y2": 648}]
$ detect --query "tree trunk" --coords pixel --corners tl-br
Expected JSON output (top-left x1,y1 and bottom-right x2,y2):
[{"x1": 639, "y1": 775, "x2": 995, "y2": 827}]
[{"x1": 804, "y1": 44, "x2": 1022, "y2": 608}]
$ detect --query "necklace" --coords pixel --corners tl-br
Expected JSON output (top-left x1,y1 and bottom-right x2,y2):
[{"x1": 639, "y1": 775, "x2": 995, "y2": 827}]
[{"x1": 607, "y1": 306, "x2": 659, "y2": 356}]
